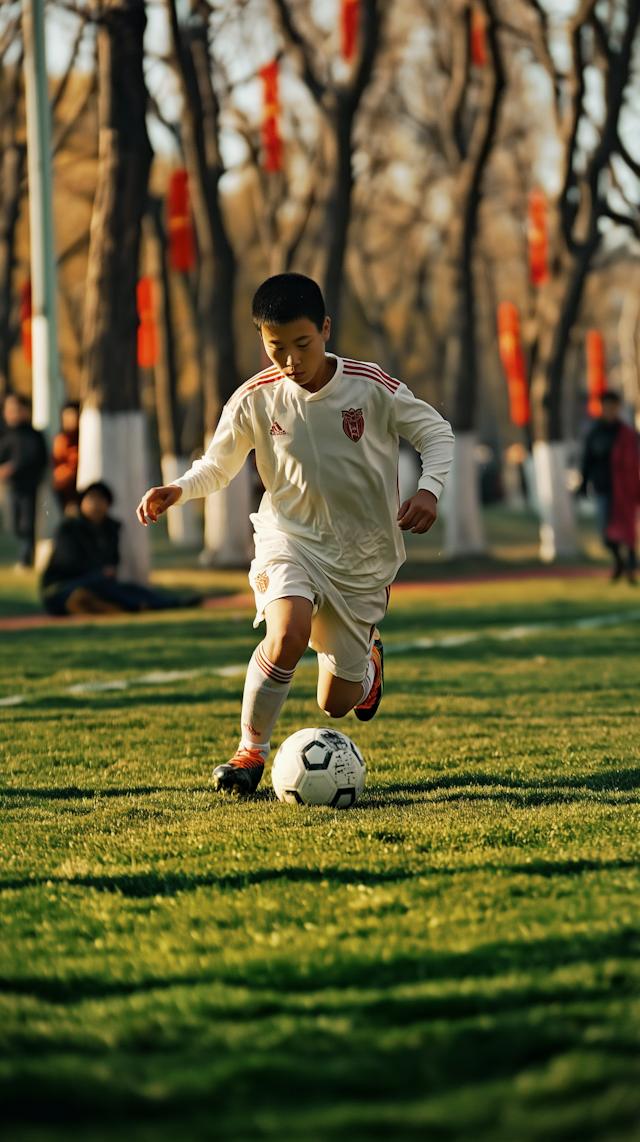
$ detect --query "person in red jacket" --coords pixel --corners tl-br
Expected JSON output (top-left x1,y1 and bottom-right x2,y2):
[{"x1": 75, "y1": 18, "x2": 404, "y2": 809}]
[
  {"x1": 52, "y1": 402, "x2": 80, "y2": 511},
  {"x1": 582, "y1": 391, "x2": 640, "y2": 583}
]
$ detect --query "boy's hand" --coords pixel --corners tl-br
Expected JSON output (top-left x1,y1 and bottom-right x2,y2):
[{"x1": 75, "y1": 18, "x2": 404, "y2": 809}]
[
  {"x1": 397, "y1": 489, "x2": 438, "y2": 534},
  {"x1": 137, "y1": 485, "x2": 182, "y2": 525}
]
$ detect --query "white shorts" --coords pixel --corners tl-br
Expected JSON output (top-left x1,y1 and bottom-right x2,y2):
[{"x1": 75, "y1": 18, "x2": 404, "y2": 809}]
[{"x1": 249, "y1": 533, "x2": 390, "y2": 682}]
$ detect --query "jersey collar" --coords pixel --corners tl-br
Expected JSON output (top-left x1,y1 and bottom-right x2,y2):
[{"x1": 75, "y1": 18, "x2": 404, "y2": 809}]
[{"x1": 286, "y1": 354, "x2": 343, "y2": 401}]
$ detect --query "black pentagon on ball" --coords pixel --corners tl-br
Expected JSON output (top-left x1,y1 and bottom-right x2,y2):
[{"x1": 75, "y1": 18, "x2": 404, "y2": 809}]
[
  {"x1": 330, "y1": 787, "x2": 357, "y2": 808},
  {"x1": 301, "y1": 739, "x2": 333, "y2": 770}
]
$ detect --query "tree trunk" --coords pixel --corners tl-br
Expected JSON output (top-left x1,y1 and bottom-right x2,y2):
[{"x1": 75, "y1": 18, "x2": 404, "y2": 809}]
[
  {"x1": 0, "y1": 65, "x2": 25, "y2": 400},
  {"x1": 167, "y1": 0, "x2": 252, "y2": 563},
  {"x1": 78, "y1": 0, "x2": 153, "y2": 583},
  {"x1": 167, "y1": 2, "x2": 237, "y2": 434},
  {"x1": 324, "y1": 0, "x2": 382, "y2": 351},
  {"x1": 146, "y1": 200, "x2": 201, "y2": 547},
  {"x1": 450, "y1": 0, "x2": 504, "y2": 430},
  {"x1": 81, "y1": 0, "x2": 152, "y2": 411},
  {"x1": 444, "y1": 0, "x2": 504, "y2": 556}
]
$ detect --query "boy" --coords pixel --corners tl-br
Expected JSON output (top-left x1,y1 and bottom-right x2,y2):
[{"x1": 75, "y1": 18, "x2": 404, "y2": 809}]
[{"x1": 138, "y1": 274, "x2": 454, "y2": 794}]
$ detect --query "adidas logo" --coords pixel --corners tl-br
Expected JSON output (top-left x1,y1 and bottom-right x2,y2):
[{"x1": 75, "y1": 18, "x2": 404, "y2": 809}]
[{"x1": 269, "y1": 422, "x2": 287, "y2": 436}]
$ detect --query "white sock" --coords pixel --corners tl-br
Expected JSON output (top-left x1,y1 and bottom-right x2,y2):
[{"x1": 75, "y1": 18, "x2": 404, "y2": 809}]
[
  {"x1": 359, "y1": 654, "x2": 376, "y2": 705},
  {"x1": 239, "y1": 643, "x2": 296, "y2": 763}
]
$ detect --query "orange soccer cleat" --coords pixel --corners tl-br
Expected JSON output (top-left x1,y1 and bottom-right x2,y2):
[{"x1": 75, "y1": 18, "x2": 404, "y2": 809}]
[{"x1": 212, "y1": 746, "x2": 265, "y2": 795}]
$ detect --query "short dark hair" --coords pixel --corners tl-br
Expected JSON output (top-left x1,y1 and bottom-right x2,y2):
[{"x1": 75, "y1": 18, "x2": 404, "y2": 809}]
[
  {"x1": 4, "y1": 393, "x2": 31, "y2": 409},
  {"x1": 601, "y1": 390, "x2": 621, "y2": 404},
  {"x1": 63, "y1": 401, "x2": 80, "y2": 413},
  {"x1": 252, "y1": 273, "x2": 325, "y2": 332},
  {"x1": 80, "y1": 481, "x2": 113, "y2": 506}
]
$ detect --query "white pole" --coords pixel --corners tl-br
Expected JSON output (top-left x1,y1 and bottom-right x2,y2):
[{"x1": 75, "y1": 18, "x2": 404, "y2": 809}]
[{"x1": 22, "y1": 0, "x2": 61, "y2": 441}]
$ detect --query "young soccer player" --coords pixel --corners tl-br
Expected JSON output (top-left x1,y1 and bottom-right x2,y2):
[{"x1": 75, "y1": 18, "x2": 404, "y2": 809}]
[{"x1": 137, "y1": 274, "x2": 454, "y2": 794}]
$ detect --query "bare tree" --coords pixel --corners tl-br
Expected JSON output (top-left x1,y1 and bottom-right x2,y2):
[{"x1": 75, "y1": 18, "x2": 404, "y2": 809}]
[
  {"x1": 77, "y1": 0, "x2": 154, "y2": 581},
  {"x1": 271, "y1": 0, "x2": 385, "y2": 349},
  {"x1": 166, "y1": 0, "x2": 237, "y2": 436},
  {"x1": 527, "y1": 0, "x2": 640, "y2": 443},
  {"x1": 81, "y1": 0, "x2": 153, "y2": 412}
]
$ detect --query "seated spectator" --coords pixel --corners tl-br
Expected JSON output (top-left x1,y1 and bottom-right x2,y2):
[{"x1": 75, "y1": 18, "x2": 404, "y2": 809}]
[
  {"x1": 52, "y1": 402, "x2": 80, "y2": 511},
  {"x1": 42, "y1": 482, "x2": 181, "y2": 615},
  {"x1": 0, "y1": 393, "x2": 48, "y2": 568}
]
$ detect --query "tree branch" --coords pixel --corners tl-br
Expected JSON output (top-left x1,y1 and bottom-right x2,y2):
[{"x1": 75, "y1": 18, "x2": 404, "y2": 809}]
[
  {"x1": 53, "y1": 70, "x2": 97, "y2": 155},
  {"x1": 442, "y1": 0, "x2": 469, "y2": 164},
  {"x1": 590, "y1": 11, "x2": 612, "y2": 64},
  {"x1": 268, "y1": 0, "x2": 325, "y2": 105},
  {"x1": 524, "y1": 0, "x2": 561, "y2": 120},
  {"x1": 617, "y1": 135, "x2": 640, "y2": 180},
  {"x1": 600, "y1": 203, "x2": 639, "y2": 233},
  {"x1": 52, "y1": 13, "x2": 88, "y2": 113}
]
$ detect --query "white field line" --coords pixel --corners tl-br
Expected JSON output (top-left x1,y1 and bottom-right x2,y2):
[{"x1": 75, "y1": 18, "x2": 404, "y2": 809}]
[{"x1": 2, "y1": 607, "x2": 640, "y2": 709}]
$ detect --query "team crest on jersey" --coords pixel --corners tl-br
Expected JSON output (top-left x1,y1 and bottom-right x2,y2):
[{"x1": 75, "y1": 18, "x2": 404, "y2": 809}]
[
  {"x1": 254, "y1": 570, "x2": 270, "y2": 594},
  {"x1": 342, "y1": 408, "x2": 364, "y2": 442},
  {"x1": 269, "y1": 422, "x2": 287, "y2": 436}
]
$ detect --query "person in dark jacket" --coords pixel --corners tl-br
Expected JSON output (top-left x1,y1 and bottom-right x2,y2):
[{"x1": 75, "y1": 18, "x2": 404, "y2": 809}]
[
  {"x1": 581, "y1": 390, "x2": 640, "y2": 582},
  {"x1": 42, "y1": 481, "x2": 180, "y2": 614},
  {"x1": 0, "y1": 394, "x2": 48, "y2": 567}
]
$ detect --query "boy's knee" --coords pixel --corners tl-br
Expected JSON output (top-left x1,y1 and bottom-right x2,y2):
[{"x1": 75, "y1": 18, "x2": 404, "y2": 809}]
[{"x1": 264, "y1": 627, "x2": 309, "y2": 666}]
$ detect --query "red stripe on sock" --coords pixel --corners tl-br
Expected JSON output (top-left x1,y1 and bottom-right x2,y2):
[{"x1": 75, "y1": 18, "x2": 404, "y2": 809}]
[{"x1": 255, "y1": 645, "x2": 295, "y2": 684}]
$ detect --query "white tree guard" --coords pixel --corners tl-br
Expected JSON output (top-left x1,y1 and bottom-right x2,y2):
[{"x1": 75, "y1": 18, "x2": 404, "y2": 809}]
[
  {"x1": 442, "y1": 431, "x2": 487, "y2": 557},
  {"x1": 160, "y1": 454, "x2": 202, "y2": 547},
  {"x1": 532, "y1": 440, "x2": 578, "y2": 562},
  {"x1": 201, "y1": 455, "x2": 254, "y2": 567},
  {"x1": 77, "y1": 407, "x2": 150, "y2": 584}
]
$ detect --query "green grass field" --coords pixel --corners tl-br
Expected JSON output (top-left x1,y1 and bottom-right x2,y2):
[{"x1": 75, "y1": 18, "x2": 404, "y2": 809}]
[{"x1": 2, "y1": 576, "x2": 640, "y2": 1142}]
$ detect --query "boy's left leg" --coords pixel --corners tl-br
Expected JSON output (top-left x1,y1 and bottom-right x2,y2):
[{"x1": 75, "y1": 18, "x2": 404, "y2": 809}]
[
  {"x1": 311, "y1": 586, "x2": 387, "y2": 721},
  {"x1": 316, "y1": 635, "x2": 383, "y2": 719}
]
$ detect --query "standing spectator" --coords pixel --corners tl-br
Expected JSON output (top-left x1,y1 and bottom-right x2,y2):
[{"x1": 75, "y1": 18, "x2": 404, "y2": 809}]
[
  {"x1": 581, "y1": 390, "x2": 640, "y2": 583},
  {"x1": 52, "y1": 402, "x2": 80, "y2": 511},
  {"x1": 0, "y1": 394, "x2": 48, "y2": 568},
  {"x1": 41, "y1": 481, "x2": 183, "y2": 614}
]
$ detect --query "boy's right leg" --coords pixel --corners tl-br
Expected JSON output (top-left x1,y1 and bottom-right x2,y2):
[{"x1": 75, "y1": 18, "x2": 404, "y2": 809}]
[{"x1": 213, "y1": 596, "x2": 312, "y2": 795}]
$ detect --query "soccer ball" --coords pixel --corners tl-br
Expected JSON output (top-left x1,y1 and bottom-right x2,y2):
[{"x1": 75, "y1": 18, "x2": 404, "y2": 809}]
[{"x1": 272, "y1": 727, "x2": 366, "y2": 809}]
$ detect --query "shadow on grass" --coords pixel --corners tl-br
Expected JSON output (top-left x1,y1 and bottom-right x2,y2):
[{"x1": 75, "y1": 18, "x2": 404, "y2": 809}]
[
  {"x1": 0, "y1": 687, "x2": 247, "y2": 715},
  {"x1": 0, "y1": 785, "x2": 213, "y2": 801},
  {"x1": 378, "y1": 767, "x2": 640, "y2": 795},
  {"x1": 1, "y1": 922, "x2": 639, "y2": 1013},
  {"x1": 1, "y1": 853, "x2": 637, "y2": 903}
]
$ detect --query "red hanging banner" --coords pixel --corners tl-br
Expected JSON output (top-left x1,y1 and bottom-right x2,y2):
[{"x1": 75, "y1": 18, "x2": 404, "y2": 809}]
[
  {"x1": 586, "y1": 330, "x2": 607, "y2": 418},
  {"x1": 470, "y1": 6, "x2": 487, "y2": 67},
  {"x1": 136, "y1": 277, "x2": 159, "y2": 369},
  {"x1": 167, "y1": 169, "x2": 195, "y2": 273},
  {"x1": 19, "y1": 280, "x2": 32, "y2": 364},
  {"x1": 497, "y1": 302, "x2": 530, "y2": 427},
  {"x1": 260, "y1": 60, "x2": 282, "y2": 174},
  {"x1": 341, "y1": 0, "x2": 360, "y2": 62},
  {"x1": 528, "y1": 189, "x2": 549, "y2": 286}
]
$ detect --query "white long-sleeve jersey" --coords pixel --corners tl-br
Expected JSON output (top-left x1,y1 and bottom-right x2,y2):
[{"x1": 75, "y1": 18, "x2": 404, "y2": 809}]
[{"x1": 172, "y1": 355, "x2": 454, "y2": 593}]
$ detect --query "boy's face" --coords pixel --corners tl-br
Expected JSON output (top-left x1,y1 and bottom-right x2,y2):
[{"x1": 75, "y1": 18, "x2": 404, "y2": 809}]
[{"x1": 260, "y1": 316, "x2": 331, "y2": 389}]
